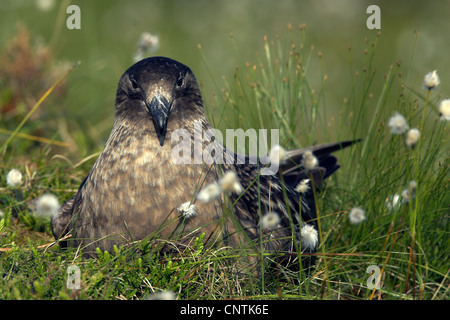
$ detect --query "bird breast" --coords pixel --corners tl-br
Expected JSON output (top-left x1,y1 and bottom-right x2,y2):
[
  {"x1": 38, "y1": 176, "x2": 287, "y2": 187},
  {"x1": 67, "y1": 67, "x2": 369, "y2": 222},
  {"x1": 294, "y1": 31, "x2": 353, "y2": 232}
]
[{"x1": 84, "y1": 124, "x2": 215, "y2": 222}]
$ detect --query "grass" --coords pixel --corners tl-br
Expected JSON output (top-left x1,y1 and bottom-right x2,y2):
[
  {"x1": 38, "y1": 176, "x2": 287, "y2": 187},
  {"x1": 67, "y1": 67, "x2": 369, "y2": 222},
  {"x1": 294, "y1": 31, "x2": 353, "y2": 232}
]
[{"x1": 0, "y1": 24, "x2": 449, "y2": 300}]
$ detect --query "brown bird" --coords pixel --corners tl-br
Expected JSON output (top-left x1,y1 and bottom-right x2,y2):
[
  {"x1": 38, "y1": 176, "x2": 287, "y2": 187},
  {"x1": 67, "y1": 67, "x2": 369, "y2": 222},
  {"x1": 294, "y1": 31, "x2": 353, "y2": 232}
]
[{"x1": 52, "y1": 56, "x2": 358, "y2": 269}]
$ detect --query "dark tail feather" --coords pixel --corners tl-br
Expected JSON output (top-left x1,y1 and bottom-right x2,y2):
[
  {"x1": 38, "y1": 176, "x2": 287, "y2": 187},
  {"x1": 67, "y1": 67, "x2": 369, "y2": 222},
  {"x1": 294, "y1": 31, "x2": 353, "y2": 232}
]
[
  {"x1": 51, "y1": 196, "x2": 75, "y2": 247},
  {"x1": 281, "y1": 139, "x2": 361, "y2": 189},
  {"x1": 282, "y1": 139, "x2": 361, "y2": 172}
]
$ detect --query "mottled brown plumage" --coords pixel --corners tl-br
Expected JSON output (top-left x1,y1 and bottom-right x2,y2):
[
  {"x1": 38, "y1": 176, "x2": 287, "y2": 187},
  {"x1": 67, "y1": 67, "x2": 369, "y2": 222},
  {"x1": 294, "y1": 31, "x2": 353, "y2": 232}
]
[{"x1": 52, "y1": 56, "x2": 358, "y2": 268}]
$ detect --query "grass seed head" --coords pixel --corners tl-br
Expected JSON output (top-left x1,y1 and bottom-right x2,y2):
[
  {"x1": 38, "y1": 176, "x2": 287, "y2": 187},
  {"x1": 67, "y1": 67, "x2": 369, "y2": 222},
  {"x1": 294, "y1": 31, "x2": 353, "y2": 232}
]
[
  {"x1": 438, "y1": 99, "x2": 450, "y2": 121},
  {"x1": 302, "y1": 151, "x2": 318, "y2": 170},
  {"x1": 405, "y1": 128, "x2": 421, "y2": 147},
  {"x1": 388, "y1": 113, "x2": 409, "y2": 135},
  {"x1": 36, "y1": 193, "x2": 60, "y2": 218},
  {"x1": 423, "y1": 70, "x2": 440, "y2": 90},
  {"x1": 269, "y1": 144, "x2": 287, "y2": 165},
  {"x1": 261, "y1": 211, "x2": 281, "y2": 230},
  {"x1": 177, "y1": 202, "x2": 198, "y2": 219},
  {"x1": 349, "y1": 207, "x2": 366, "y2": 224},
  {"x1": 197, "y1": 183, "x2": 221, "y2": 203},
  {"x1": 6, "y1": 168, "x2": 23, "y2": 187},
  {"x1": 219, "y1": 171, "x2": 243, "y2": 195},
  {"x1": 295, "y1": 179, "x2": 310, "y2": 194},
  {"x1": 301, "y1": 224, "x2": 319, "y2": 250}
]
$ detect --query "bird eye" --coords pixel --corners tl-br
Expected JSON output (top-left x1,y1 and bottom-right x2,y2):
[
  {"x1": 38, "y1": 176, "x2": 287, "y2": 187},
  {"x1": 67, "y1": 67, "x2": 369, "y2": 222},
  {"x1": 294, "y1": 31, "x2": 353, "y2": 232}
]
[
  {"x1": 130, "y1": 77, "x2": 139, "y2": 90},
  {"x1": 176, "y1": 75, "x2": 184, "y2": 87}
]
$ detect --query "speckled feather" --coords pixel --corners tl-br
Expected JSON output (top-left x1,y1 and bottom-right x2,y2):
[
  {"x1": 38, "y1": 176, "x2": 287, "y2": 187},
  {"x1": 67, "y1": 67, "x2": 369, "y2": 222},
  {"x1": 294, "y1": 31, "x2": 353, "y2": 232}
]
[{"x1": 51, "y1": 57, "x2": 358, "y2": 263}]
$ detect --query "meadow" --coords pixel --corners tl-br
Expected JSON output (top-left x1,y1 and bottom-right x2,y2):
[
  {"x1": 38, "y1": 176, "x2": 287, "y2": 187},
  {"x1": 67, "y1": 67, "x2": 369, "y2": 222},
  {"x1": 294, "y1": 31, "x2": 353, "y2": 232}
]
[{"x1": 0, "y1": 11, "x2": 449, "y2": 299}]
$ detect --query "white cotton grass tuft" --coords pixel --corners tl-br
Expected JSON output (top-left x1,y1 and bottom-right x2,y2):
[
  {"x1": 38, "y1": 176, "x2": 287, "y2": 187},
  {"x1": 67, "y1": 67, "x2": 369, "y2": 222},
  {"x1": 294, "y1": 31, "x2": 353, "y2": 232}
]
[
  {"x1": 301, "y1": 151, "x2": 318, "y2": 171},
  {"x1": 197, "y1": 171, "x2": 244, "y2": 203},
  {"x1": 219, "y1": 171, "x2": 243, "y2": 195},
  {"x1": 300, "y1": 224, "x2": 319, "y2": 250},
  {"x1": 438, "y1": 99, "x2": 450, "y2": 121},
  {"x1": 401, "y1": 189, "x2": 410, "y2": 201},
  {"x1": 269, "y1": 145, "x2": 287, "y2": 165},
  {"x1": 385, "y1": 194, "x2": 402, "y2": 211},
  {"x1": 261, "y1": 211, "x2": 281, "y2": 230},
  {"x1": 405, "y1": 128, "x2": 421, "y2": 147},
  {"x1": 388, "y1": 113, "x2": 409, "y2": 135},
  {"x1": 36, "y1": 0, "x2": 55, "y2": 12},
  {"x1": 134, "y1": 32, "x2": 160, "y2": 62},
  {"x1": 36, "y1": 193, "x2": 60, "y2": 218},
  {"x1": 197, "y1": 183, "x2": 221, "y2": 203},
  {"x1": 348, "y1": 207, "x2": 366, "y2": 225},
  {"x1": 401, "y1": 180, "x2": 417, "y2": 202},
  {"x1": 295, "y1": 179, "x2": 310, "y2": 194},
  {"x1": 145, "y1": 290, "x2": 176, "y2": 300},
  {"x1": 177, "y1": 202, "x2": 197, "y2": 219},
  {"x1": 409, "y1": 180, "x2": 417, "y2": 191},
  {"x1": 423, "y1": 70, "x2": 440, "y2": 90},
  {"x1": 6, "y1": 168, "x2": 23, "y2": 188}
]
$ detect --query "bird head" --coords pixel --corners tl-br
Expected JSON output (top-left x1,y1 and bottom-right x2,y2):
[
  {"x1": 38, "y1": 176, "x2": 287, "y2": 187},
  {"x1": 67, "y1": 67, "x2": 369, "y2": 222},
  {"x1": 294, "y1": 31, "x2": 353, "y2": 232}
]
[{"x1": 115, "y1": 56, "x2": 203, "y2": 146}]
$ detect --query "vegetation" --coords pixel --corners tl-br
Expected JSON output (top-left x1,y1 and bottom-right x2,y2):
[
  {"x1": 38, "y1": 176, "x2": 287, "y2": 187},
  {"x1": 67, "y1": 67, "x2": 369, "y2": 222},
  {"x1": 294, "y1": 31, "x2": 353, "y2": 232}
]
[{"x1": 0, "y1": 22, "x2": 448, "y2": 300}]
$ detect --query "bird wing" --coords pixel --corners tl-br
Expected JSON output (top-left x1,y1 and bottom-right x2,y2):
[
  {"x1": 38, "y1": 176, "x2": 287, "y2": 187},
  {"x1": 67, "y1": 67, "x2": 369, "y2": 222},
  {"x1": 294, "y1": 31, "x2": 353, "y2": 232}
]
[
  {"x1": 51, "y1": 174, "x2": 90, "y2": 245},
  {"x1": 281, "y1": 139, "x2": 361, "y2": 188},
  {"x1": 51, "y1": 196, "x2": 75, "y2": 246}
]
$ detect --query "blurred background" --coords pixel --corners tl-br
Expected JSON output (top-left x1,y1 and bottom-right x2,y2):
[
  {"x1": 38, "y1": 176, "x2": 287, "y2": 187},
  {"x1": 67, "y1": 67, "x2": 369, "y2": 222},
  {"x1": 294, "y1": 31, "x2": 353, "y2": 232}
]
[{"x1": 1, "y1": 0, "x2": 449, "y2": 157}]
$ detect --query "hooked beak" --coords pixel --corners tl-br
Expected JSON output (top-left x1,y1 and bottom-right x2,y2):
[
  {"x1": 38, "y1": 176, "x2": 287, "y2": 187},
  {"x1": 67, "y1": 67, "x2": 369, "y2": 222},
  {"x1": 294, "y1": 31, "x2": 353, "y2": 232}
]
[{"x1": 145, "y1": 92, "x2": 172, "y2": 146}]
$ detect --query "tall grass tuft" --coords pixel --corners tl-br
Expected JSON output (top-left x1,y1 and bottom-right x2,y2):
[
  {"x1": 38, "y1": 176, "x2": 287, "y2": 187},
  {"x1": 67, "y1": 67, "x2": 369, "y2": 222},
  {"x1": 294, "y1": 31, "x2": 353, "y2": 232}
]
[
  {"x1": 0, "y1": 24, "x2": 448, "y2": 300},
  {"x1": 203, "y1": 24, "x2": 449, "y2": 299}
]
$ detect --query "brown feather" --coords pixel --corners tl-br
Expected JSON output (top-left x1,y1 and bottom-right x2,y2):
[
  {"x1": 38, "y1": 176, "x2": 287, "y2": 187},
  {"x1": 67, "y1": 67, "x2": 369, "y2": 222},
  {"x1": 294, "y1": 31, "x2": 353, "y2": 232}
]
[{"x1": 52, "y1": 57, "x2": 359, "y2": 268}]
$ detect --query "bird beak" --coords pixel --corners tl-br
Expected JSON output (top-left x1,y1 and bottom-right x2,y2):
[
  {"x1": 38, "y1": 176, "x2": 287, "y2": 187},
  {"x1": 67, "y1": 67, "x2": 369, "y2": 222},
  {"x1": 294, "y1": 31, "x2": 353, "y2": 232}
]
[{"x1": 145, "y1": 92, "x2": 172, "y2": 146}]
